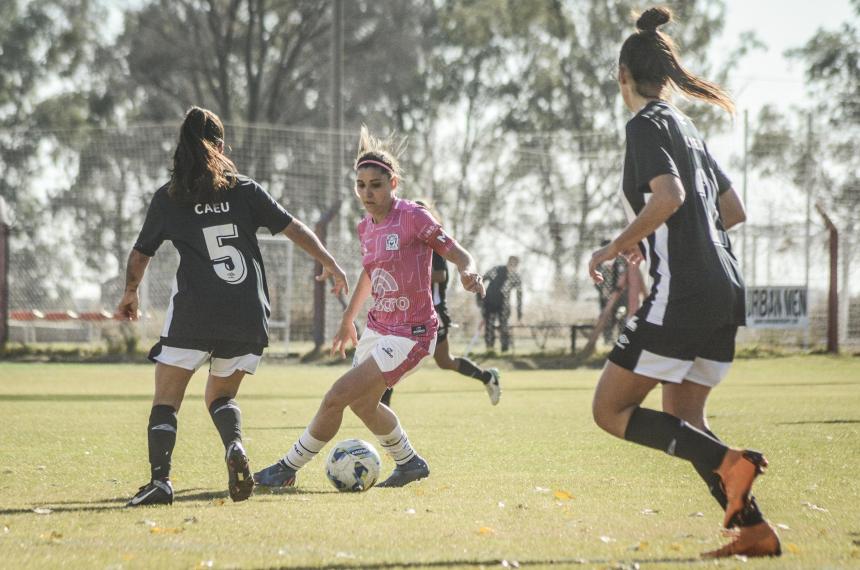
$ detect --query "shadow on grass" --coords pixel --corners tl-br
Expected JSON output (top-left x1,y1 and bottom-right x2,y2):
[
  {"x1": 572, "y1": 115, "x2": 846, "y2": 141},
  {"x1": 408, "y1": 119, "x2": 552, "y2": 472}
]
[
  {"x1": 255, "y1": 556, "x2": 705, "y2": 569},
  {"x1": 777, "y1": 419, "x2": 860, "y2": 425},
  {"x1": 0, "y1": 486, "x2": 333, "y2": 516}
]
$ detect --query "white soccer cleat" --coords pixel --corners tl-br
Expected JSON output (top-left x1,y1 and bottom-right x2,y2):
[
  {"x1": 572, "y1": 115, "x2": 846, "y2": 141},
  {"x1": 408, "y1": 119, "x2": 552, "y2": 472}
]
[{"x1": 485, "y1": 368, "x2": 501, "y2": 405}]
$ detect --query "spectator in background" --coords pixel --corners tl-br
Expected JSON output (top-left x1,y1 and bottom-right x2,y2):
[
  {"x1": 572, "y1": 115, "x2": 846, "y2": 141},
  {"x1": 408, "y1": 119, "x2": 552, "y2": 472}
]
[
  {"x1": 481, "y1": 256, "x2": 523, "y2": 352},
  {"x1": 595, "y1": 239, "x2": 629, "y2": 343}
]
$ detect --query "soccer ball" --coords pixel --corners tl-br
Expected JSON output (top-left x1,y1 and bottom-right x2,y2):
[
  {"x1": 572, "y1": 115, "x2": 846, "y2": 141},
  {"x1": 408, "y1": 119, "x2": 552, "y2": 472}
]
[{"x1": 325, "y1": 439, "x2": 382, "y2": 492}]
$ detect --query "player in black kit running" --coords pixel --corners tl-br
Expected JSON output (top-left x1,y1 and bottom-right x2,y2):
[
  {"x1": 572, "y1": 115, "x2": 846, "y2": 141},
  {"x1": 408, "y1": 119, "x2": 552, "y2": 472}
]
[
  {"x1": 588, "y1": 7, "x2": 780, "y2": 559},
  {"x1": 118, "y1": 106, "x2": 347, "y2": 506}
]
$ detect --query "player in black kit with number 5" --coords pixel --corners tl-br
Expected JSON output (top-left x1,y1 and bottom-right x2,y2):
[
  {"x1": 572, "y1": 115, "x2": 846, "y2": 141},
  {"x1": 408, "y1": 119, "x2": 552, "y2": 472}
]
[{"x1": 117, "y1": 106, "x2": 348, "y2": 507}]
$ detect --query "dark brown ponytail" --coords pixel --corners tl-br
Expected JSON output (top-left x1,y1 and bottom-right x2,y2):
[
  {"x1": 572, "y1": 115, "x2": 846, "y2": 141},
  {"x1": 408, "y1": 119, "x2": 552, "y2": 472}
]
[
  {"x1": 168, "y1": 106, "x2": 238, "y2": 204},
  {"x1": 619, "y1": 6, "x2": 734, "y2": 115}
]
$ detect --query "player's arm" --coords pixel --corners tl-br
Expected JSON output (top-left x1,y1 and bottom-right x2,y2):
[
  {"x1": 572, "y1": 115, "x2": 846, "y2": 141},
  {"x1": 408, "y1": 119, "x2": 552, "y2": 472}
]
[
  {"x1": 718, "y1": 187, "x2": 747, "y2": 230},
  {"x1": 332, "y1": 270, "x2": 371, "y2": 358},
  {"x1": 116, "y1": 249, "x2": 151, "y2": 321},
  {"x1": 282, "y1": 219, "x2": 349, "y2": 296},
  {"x1": 589, "y1": 174, "x2": 684, "y2": 283},
  {"x1": 441, "y1": 242, "x2": 485, "y2": 297}
]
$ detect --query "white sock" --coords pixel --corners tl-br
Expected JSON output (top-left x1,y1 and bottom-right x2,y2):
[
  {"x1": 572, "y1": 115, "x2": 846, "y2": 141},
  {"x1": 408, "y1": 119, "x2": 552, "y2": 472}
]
[
  {"x1": 283, "y1": 429, "x2": 327, "y2": 471},
  {"x1": 376, "y1": 422, "x2": 417, "y2": 466}
]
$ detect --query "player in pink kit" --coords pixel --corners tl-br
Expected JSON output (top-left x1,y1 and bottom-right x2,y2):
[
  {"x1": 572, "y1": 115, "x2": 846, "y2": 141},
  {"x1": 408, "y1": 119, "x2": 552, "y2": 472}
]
[{"x1": 255, "y1": 127, "x2": 485, "y2": 488}]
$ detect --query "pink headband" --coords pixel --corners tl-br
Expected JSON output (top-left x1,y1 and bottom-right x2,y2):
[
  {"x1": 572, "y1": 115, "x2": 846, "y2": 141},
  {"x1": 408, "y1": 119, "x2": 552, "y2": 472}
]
[{"x1": 356, "y1": 159, "x2": 393, "y2": 174}]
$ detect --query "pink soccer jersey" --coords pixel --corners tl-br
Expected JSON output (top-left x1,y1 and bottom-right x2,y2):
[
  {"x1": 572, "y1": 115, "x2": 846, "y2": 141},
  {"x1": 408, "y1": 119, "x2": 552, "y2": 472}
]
[{"x1": 358, "y1": 198, "x2": 455, "y2": 340}]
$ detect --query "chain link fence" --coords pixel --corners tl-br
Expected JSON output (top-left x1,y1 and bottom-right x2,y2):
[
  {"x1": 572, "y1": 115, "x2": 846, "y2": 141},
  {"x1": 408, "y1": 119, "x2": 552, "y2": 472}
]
[{"x1": 2, "y1": 123, "x2": 858, "y2": 356}]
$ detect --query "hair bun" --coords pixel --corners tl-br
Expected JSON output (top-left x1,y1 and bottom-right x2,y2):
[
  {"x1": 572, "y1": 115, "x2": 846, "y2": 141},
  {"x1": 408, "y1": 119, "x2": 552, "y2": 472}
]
[{"x1": 636, "y1": 6, "x2": 672, "y2": 32}]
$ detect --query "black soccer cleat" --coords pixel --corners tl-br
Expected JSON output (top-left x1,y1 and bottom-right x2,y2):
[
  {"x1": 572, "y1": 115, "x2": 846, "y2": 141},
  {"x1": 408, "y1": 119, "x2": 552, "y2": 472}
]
[
  {"x1": 226, "y1": 441, "x2": 255, "y2": 502},
  {"x1": 376, "y1": 455, "x2": 430, "y2": 488},
  {"x1": 253, "y1": 459, "x2": 297, "y2": 488},
  {"x1": 127, "y1": 479, "x2": 174, "y2": 507}
]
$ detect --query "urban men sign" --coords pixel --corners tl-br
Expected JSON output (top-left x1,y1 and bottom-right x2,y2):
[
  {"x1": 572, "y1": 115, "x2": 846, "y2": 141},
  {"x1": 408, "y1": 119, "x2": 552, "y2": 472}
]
[{"x1": 746, "y1": 286, "x2": 808, "y2": 329}]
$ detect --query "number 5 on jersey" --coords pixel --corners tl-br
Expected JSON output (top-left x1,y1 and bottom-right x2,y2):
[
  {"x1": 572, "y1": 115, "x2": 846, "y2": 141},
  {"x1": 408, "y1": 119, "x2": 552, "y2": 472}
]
[{"x1": 203, "y1": 224, "x2": 248, "y2": 284}]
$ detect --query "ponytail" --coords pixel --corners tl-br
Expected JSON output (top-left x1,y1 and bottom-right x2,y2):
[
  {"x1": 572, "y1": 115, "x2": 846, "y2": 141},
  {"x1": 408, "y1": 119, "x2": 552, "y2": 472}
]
[
  {"x1": 168, "y1": 106, "x2": 238, "y2": 204},
  {"x1": 619, "y1": 6, "x2": 734, "y2": 115}
]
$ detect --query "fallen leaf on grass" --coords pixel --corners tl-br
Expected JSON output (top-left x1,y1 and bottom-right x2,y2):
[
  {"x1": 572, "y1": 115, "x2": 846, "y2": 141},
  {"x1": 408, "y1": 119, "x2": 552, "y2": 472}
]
[
  {"x1": 599, "y1": 535, "x2": 615, "y2": 544},
  {"x1": 802, "y1": 501, "x2": 828, "y2": 512},
  {"x1": 404, "y1": 508, "x2": 416, "y2": 515},
  {"x1": 40, "y1": 531, "x2": 63, "y2": 541},
  {"x1": 211, "y1": 498, "x2": 226, "y2": 507},
  {"x1": 688, "y1": 512, "x2": 704, "y2": 517},
  {"x1": 553, "y1": 490, "x2": 573, "y2": 501},
  {"x1": 500, "y1": 560, "x2": 520, "y2": 568},
  {"x1": 733, "y1": 554, "x2": 748, "y2": 562},
  {"x1": 3, "y1": 525, "x2": 9, "y2": 534},
  {"x1": 137, "y1": 519, "x2": 157, "y2": 527},
  {"x1": 413, "y1": 488, "x2": 425, "y2": 496},
  {"x1": 639, "y1": 508, "x2": 659, "y2": 516},
  {"x1": 533, "y1": 486, "x2": 550, "y2": 493},
  {"x1": 478, "y1": 526, "x2": 496, "y2": 536},
  {"x1": 785, "y1": 543, "x2": 801, "y2": 554},
  {"x1": 184, "y1": 516, "x2": 198, "y2": 525},
  {"x1": 776, "y1": 523, "x2": 791, "y2": 531},
  {"x1": 36, "y1": 465, "x2": 46, "y2": 471},
  {"x1": 335, "y1": 551, "x2": 355, "y2": 559},
  {"x1": 628, "y1": 541, "x2": 649, "y2": 551},
  {"x1": 32, "y1": 507, "x2": 52, "y2": 515},
  {"x1": 150, "y1": 527, "x2": 184, "y2": 534},
  {"x1": 198, "y1": 561, "x2": 214, "y2": 568},
  {"x1": 668, "y1": 543, "x2": 682, "y2": 551},
  {"x1": 498, "y1": 501, "x2": 506, "y2": 508}
]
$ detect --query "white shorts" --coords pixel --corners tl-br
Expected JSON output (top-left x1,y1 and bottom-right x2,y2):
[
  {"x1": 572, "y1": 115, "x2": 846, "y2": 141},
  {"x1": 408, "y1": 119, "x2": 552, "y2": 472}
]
[
  {"x1": 149, "y1": 344, "x2": 261, "y2": 377},
  {"x1": 352, "y1": 328, "x2": 437, "y2": 387}
]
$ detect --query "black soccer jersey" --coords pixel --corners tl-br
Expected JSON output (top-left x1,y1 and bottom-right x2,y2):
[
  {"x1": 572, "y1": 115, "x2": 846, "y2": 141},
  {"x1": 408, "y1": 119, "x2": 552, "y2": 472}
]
[
  {"x1": 133, "y1": 175, "x2": 293, "y2": 345},
  {"x1": 622, "y1": 101, "x2": 745, "y2": 328},
  {"x1": 431, "y1": 251, "x2": 449, "y2": 307}
]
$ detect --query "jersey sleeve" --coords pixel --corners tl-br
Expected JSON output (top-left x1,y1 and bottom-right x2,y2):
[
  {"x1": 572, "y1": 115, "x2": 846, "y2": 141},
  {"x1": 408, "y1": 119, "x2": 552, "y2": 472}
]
[
  {"x1": 413, "y1": 207, "x2": 455, "y2": 255},
  {"x1": 625, "y1": 116, "x2": 679, "y2": 193},
  {"x1": 133, "y1": 193, "x2": 166, "y2": 257},
  {"x1": 249, "y1": 182, "x2": 294, "y2": 234}
]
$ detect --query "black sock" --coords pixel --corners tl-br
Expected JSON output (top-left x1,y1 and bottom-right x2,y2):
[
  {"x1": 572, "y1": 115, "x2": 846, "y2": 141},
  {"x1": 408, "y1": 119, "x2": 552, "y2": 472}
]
[
  {"x1": 148, "y1": 405, "x2": 177, "y2": 481},
  {"x1": 623, "y1": 407, "x2": 727, "y2": 471},
  {"x1": 456, "y1": 358, "x2": 491, "y2": 384},
  {"x1": 208, "y1": 397, "x2": 242, "y2": 450},
  {"x1": 696, "y1": 428, "x2": 765, "y2": 527},
  {"x1": 380, "y1": 388, "x2": 393, "y2": 407}
]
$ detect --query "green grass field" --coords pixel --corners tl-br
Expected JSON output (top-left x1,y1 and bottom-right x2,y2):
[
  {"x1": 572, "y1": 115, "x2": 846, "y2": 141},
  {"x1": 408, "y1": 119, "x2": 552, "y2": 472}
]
[{"x1": 1, "y1": 356, "x2": 859, "y2": 569}]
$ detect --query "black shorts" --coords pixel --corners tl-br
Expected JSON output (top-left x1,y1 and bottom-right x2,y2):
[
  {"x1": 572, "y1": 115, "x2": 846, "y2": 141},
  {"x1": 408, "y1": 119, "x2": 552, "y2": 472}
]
[
  {"x1": 435, "y1": 303, "x2": 451, "y2": 343},
  {"x1": 607, "y1": 316, "x2": 737, "y2": 387}
]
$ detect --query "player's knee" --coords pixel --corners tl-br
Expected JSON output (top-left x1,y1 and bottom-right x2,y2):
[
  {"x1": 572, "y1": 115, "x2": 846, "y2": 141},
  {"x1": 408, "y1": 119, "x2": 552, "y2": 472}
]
[{"x1": 320, "y1": 388, "x2": 349, "y2": 413}]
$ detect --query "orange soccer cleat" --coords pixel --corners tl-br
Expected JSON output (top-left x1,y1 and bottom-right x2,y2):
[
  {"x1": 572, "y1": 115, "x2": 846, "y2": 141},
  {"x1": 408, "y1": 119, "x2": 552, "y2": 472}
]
[
  {"x1": 702, "y1": 521, "x2": 782, "y2": 558},
  {"x1": 715, "y1": 449, "x2": 768, "y2": 528}
]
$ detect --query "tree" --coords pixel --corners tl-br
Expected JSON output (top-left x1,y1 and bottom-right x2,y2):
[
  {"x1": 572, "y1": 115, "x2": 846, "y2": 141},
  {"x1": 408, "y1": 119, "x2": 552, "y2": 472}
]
[{"x1": 0, "y1": 0, "x2": 106, "y2": 308}]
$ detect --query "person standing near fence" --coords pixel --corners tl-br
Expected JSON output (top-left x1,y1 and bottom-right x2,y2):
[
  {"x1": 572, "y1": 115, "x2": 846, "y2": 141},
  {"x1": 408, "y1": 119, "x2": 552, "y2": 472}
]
[
  {"x1": 117, "y1": 106, "x2": 348, "y2": 507},
  {"x1": 381, "y1": 201, "x2": 501, "y2": 408},
  {"x1": 254, "y1": 126, "x2": 485, "y2": 489},
  {"x1": 587, "y1": 8, "x2": 780, "y2": 558},
  {"x1": 480, "y1": 256, "x2": 523, "y2": 352}
]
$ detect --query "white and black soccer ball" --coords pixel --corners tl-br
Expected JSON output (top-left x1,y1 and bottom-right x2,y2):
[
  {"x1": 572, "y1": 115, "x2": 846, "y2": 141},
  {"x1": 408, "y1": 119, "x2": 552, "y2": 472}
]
[{"x1": 325, "y1": 439, "x2": 381, "y2": 492}]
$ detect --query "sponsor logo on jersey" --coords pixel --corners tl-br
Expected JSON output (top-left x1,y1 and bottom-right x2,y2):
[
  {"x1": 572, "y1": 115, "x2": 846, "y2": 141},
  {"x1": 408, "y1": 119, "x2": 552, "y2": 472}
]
[
  {"x1": 194, "y1": 202, "x2": 230, "y2": 215},
  {"x1": 385, "y1": 234, "x2": 400, "y2": 251},
  {"x1": 435, "y1": 234, "x2": 448, "y2": 245},
  {"x1": 411, "y1": 325, "x2": 427, "y2": 336},
  {"x1": 615, "y1": 334, "x2": 630, "y2": 350},
  {"x1": 370, "y1": 268, "x2": 410, "y2": 312},
  {"x1": 381, "y1": 346, "x2": 394, "y2": 358}
]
